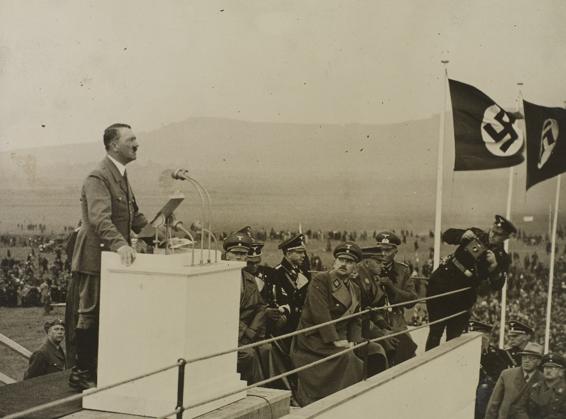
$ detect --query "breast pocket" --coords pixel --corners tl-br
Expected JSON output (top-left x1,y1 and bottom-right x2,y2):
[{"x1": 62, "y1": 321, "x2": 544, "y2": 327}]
[{"x1": 112, "y1": 193, "x2": 130, "y2": 221}]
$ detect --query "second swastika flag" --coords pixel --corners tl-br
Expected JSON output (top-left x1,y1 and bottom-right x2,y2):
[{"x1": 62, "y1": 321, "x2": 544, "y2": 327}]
[
  {"x1": 449, "y1": 79, "x2": 524, "y2": 171},
  {"x1": 524, "y1": 100, "x2": 566, "y2": 189}
]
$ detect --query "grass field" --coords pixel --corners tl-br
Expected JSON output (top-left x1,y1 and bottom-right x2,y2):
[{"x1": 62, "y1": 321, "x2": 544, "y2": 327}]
[{"x1": 0, "y1": 306, "x2": 66, "y2": 382}]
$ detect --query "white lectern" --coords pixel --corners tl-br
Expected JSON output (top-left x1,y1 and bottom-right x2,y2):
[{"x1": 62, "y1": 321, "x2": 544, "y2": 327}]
[{"x1": 83, "y1": 251, "x2": 247, "y2": 417}]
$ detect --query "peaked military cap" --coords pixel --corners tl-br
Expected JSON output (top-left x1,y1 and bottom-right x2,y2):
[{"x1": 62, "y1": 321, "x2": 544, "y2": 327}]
[
  {"x1": 223, "y1": 233, "x2": 253, "y2": 253},
  {"x1": 542, "y1": 352, "x2": 566, "y2": 368},
  {"x1": 375, "y1": 231, "x2": 401, "y2": 247},
  {"x1": 44, "y1": 319, "x2": 64, "y2": 333},
  {"x1": 468, "y1": 319, "x2": 492, "y2": 333},
  {"x1": 361, "y1": 246, "x2": 381, "y2": 259},
  {"x1": 508, "y1": 320, "x2": 533, "y2": 336},
  {"x1": 518, "y1": 342, "x2": 543, "y2": 357},
  {"x1": 248, "y1": 241, "x2": 264, "y2": 261},
  {"x1": 278, "y1": 233, "x2": 306, "y2": 252},
  {"x1": 236, "y1": 225, "x2": 254, "y2": 238},
  {"x1": 333, "y1": 242, "x2": 363, "y2": 263},
  {"x1": 493, "y1": 215, "x2": 517, "y2": 235}
]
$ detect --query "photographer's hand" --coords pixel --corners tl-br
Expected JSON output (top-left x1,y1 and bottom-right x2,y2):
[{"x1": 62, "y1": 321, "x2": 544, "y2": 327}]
[
  {"x1": 486, "y1": 250, "x2": 498, "y2": 272},
  {"x1": 461, "y1": 229, "x2": 477, "y2": 242}
]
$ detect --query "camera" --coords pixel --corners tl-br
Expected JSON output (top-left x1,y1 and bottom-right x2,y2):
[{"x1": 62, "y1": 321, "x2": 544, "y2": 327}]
[{"x1": 463, "y1": 238, "x2": 487, "y2": 261}]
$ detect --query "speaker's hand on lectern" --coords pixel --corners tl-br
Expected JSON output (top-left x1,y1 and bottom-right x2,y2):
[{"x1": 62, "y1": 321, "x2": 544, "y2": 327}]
[{"x1": 117, "y1": 245, "x2": 137, "y2": 266}]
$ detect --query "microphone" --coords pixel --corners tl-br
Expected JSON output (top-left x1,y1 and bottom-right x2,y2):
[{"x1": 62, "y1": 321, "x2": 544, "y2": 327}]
[{"x1": 171, "y1": 168, "x2": 190, "y2": 181}]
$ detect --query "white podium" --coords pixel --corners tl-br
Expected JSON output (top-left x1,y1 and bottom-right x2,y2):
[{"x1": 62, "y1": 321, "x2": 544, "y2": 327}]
[{"x1": 83, "y1": 251, "x2": 248, "y2": 418}]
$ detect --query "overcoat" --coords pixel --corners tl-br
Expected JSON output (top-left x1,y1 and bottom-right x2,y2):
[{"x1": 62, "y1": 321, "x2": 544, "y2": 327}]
[
  {"x1": 516, "y1": 378, "x2": 566, "y2": 419},
  {"x1": 291, "y1": 271, "x2": 366, "y2": 406},
  {"x1": 484, "y1": 367, "x2": 543, "y2": 419}
]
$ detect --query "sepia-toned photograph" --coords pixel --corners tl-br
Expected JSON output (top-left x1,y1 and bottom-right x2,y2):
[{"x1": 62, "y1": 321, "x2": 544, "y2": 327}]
[{"x1": 1, "y1": 1, "x2": 565, "y2": 418}]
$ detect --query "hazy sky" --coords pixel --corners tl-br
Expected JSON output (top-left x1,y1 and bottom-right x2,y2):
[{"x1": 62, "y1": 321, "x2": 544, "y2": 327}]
[{"x1": 1, "y1": 0, "x2": 565, "y2": 151}]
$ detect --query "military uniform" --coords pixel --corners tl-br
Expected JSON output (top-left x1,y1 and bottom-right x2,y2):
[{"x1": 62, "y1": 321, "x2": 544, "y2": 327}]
[
  {"x1": 24, "y1": 320, "x2": 67, "y2": 380},
  {"x1": 517, "y1": 353, "x2": 566, "y2": 419},
  {"x1": 520, "y1": 379, "x2": 566, "y2": 419},
  {"x1": 238, "y1": 269, "x2": 268, "y2": 384},
  {"x1": 270, "y1": 234, "x2": 311, "y2": 337},
  {"x1": 291, "y1": 243, "x2": 381, "y2": 406},
  {"x1": 24, "y1": 339, "x2": 66, "y2": 380},
  {"x1": 426, "y1": 215, "x2": 515, "y2": 350},
  {"x1": 359, "y1": 233, "x2": 418, "y2": 365},
  {"x1": 69, "y1": 154, "x2": 148, "y2": 388}
]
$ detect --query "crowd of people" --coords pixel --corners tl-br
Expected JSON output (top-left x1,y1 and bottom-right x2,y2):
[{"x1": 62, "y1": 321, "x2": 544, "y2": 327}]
[{"x1": 0, "y1": 244, "x2": 71, "y2": 310}]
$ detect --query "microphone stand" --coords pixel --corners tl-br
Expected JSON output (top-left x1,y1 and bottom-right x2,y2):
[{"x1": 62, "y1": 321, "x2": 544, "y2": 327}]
[{"x1": 172, "y1": 170, "x2": 218, "y2": 264}]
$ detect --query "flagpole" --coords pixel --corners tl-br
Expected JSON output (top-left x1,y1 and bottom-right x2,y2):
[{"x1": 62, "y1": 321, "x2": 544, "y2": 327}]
[
  {"x1": 544, "y1": 175, "x2": 560, "y2": 353},
  {"x1": 498, "y1": 82, "x2": 523, "y2": 348},
  {"x1": 433, "y1": 60, "x2": 449, "y2": 270},
  {"x1": 498, "y1": 166, "x2": 514, "y2": 348}
]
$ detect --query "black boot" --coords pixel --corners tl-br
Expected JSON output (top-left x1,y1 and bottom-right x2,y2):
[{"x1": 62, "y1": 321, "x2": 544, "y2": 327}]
[{"x1": 68, "y1": 328, "x2": 96, "y2": 391}]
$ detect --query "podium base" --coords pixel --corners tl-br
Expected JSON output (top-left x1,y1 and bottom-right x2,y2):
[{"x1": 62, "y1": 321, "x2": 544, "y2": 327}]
[{"x1": 84, "y1": 374, "x2": 247, "y2": 418}]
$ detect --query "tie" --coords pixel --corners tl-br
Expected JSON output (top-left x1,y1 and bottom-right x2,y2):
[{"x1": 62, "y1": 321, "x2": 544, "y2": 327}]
[{"x1": 123, "y1": 170, "x2": 130, "y2": 200}]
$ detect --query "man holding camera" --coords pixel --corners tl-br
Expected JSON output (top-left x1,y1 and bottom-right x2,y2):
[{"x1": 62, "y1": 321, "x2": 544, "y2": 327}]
[{"x1": 425, "y1": 215, "x2": 516, "y2": 350}]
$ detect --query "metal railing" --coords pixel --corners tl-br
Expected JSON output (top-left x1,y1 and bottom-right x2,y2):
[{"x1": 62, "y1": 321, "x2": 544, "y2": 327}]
[{"x1": 4, "y1": 286, "x2": 471, "y2": 419}]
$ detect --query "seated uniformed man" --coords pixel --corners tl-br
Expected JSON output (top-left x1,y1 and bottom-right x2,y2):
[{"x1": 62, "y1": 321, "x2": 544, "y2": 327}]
[
  {"x1": 245, "y1": 240, "x2": 292, "y2": 390},
  {"x1": 352, "y1": 246, "x2": 397, "y2": 370},
  {"x1": 270, "y1": 233, "x2": 311, "y2": 339},
  {"x1": 516, "y1": 352, "x2": 566, "y2": 418},
  {"x1": 24, "y1": 319, "x2": 67, "y2": 380},
  {"x1": 370, "y1": 231, "x2": 418, "y2": 364},
  {"x1": 291, "y1": 242, "x2": 386, "y2": 406},
  {"x1": 224, "y1": 233, "x2": 266, "y2": 384}
]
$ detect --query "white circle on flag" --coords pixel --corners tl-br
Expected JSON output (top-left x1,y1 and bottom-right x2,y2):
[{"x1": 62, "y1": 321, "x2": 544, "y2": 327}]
[{"x1": 481, "y1": 104, "x2": 523, "y2": 157}]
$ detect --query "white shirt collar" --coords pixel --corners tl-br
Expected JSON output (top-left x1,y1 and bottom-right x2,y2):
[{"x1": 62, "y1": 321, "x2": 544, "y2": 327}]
[{"x1": 107, "y1": 154, "x2": 126, "y2": 176}]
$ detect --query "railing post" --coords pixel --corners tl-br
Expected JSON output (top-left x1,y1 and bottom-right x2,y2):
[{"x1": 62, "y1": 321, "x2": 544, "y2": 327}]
[
  {"x1": 361, "y1": 308, "x2": 371, "y2": 380},
  {"x1": 176, "y1": 358, "x2": 187, "y2": 419}
]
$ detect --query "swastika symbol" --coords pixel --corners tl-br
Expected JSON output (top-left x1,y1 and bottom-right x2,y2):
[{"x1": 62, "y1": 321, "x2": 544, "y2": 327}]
[
  {"x1": 481, "y1": 105, "x2": 523, "y2": 157},
  {"x1": 538, "y1": 118, "x2": 559, "y2": 169}
]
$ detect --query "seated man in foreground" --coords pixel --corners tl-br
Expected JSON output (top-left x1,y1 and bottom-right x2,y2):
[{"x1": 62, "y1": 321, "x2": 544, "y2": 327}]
[
  {"x1": 291, "y1": 242, "x2": 385, "y2": 406},
  {"x1": 24, "y1": 319, "x2": 67, "y2": 380}
]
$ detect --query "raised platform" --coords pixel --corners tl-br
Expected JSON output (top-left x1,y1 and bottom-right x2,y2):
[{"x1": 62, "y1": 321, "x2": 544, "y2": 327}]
[
  {"x1": 64, "y1": 387, "x2": 291, "y2": 419},
  {"x1": 282, "y1": 333, "x2": 481, "y2": 419},
  {"x1": 0, "y1": 370, "x2": 82, "y2": 418}
]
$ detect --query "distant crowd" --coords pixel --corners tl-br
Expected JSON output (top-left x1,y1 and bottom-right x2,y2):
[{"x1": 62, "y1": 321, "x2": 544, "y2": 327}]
[{"x1": 2, "y1": 224, "x2": 566, "y2": 353}]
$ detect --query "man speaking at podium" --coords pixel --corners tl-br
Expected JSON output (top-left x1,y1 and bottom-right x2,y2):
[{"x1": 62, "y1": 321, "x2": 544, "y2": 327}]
[{"x1": 68, "y1": 123, "x2": 148, "y2": 390}]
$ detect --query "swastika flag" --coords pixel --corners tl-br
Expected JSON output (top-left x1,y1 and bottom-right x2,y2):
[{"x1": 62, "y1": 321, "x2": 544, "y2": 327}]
[
  {"x1": 449, "y1": 79, "x2": 524, "y2": 171},
  {"x1": 523, "y1": 101, "x2": 566, "y2": 189}
]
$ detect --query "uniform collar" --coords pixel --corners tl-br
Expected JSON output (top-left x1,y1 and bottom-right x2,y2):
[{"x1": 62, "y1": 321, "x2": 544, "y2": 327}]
[{"x1": 107, "y1": 154, "x2": 126, "y2": 176}]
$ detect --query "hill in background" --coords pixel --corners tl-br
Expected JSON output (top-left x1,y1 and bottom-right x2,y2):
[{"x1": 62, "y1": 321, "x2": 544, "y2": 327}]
[{"x1": 0, "y1": 116, "x2": 559, "y2": 233}]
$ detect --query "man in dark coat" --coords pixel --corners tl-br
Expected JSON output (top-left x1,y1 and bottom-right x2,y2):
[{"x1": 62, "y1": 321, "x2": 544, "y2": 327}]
[
  {"x1": 24, "y1": 319, "x2": 67, "y2": 379},
  {"x1": 485, "y1": 342, "x2": 544, "y2": 419},
  {"x1": 353, "y1": 247, "x2": 398, "y2": 370},
  {"x1": 223, "y1": 232, "x2": 267, "y2": 384},
  {"x1": 468, "y1": 320, "x2": 510, "y2": 419},
  {"x1": 67, "y1": 123, "x2": 148, "y2": 390},
  {"x1": 291, "y1": 242, "x2": 383, "y2": 406},
  {"x1": 425, "y1": 215, "x2": 515, "y2": 350},
  {"x1": 476, "y1": 320, "x2": 534, "y2": 417},
  {"x1": 516, "y1": 352, "x2": 566, "y2": 419},
  {"x1": 270, "y1": 233, "x2": 311, "y2": 338}
]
